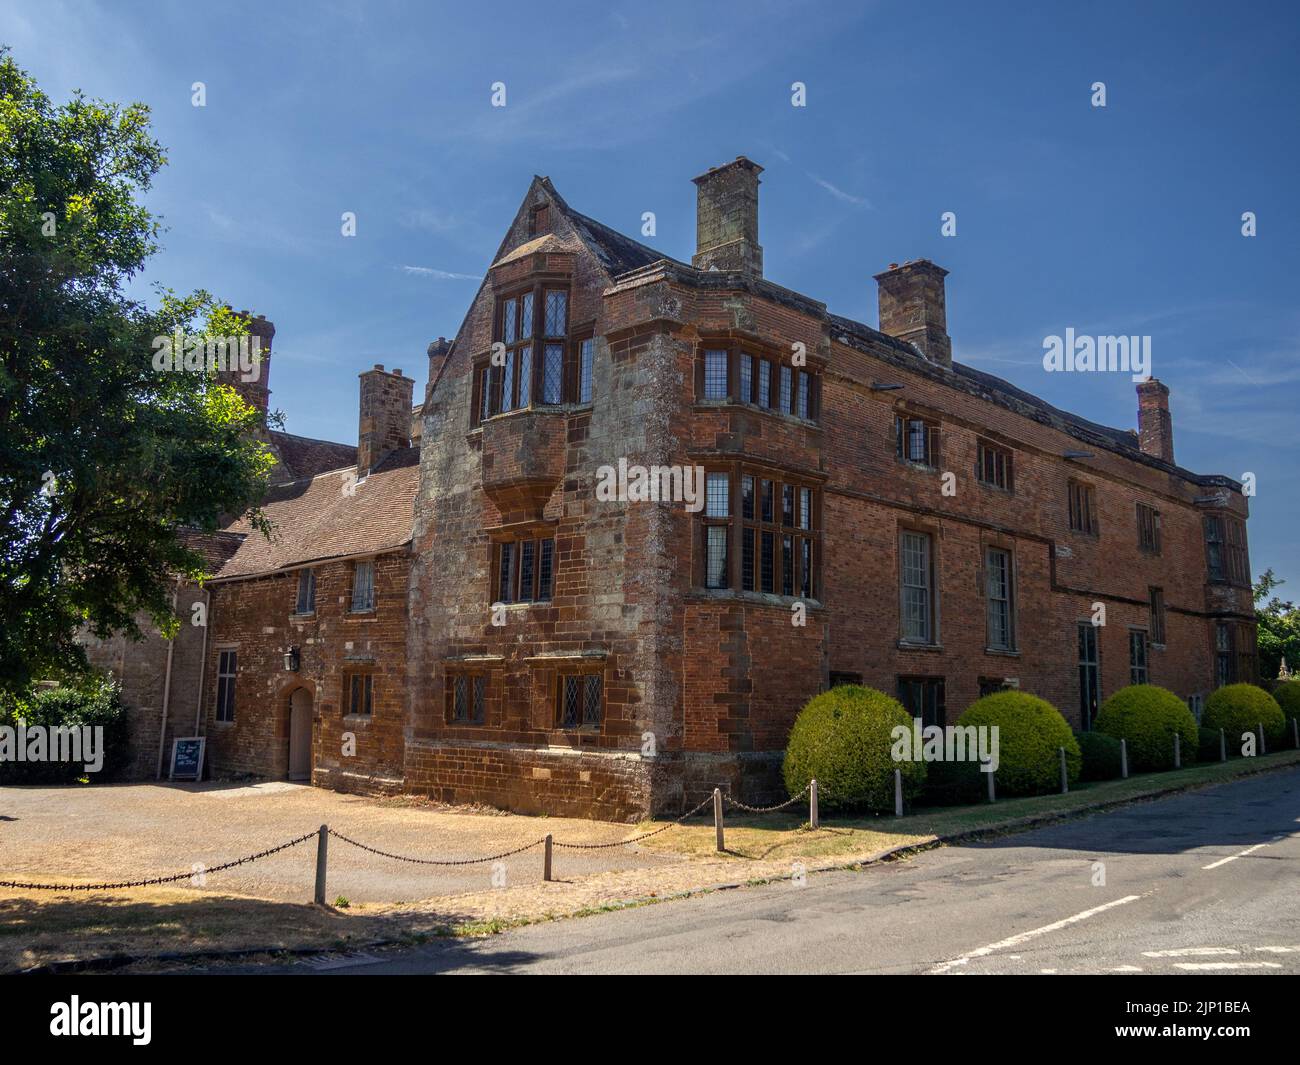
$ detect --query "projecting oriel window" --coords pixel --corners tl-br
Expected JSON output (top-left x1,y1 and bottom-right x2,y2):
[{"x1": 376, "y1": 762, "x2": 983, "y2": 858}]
[
  {"x1": 578, "y1": 338, "x2": 594, "y2": 404},
  {"x1": 703, "y1": 349, "x2": 729, "y2": 399}
]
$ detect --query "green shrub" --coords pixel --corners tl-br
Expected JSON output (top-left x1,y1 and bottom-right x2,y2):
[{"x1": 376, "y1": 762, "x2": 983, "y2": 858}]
[
  {"x1": 956, "y1": 691, "x2": 1080, "y2": 795},
  {"x1": 922, "y1": 757, "x2": 987, "y2": 806},
  {"x1": 1272, "y1": 680, "x2": 1300, "y2": 726},
  {"x1": 0, "y1": 677, "x2": 131, "y2": 784},
  {"x1": 1203, "y1": 684, "x2": 1286, "y2": 749},
  {"x1": 1075, "y1": 730, "x2": 1124, "y2": 781},
  {"x1": 1198, "y1": 727, "x2": 1229, "y2": 762},
  {"x1": 783, "y1": 685, "x2": 926, "y2": 811},
  {"x1": 1095, "y1": 684, "x2": 1197, "y2": 771}
]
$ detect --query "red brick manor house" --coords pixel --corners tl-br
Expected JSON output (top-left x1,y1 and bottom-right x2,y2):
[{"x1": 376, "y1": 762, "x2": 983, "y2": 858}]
[{"x1": 89, "y1": 157, "x2": 1256, "y2": 820}]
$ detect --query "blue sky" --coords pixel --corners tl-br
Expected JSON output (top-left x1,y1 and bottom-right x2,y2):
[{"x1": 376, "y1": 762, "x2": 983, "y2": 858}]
[{"x1": 4, "y1": 0, "x2": 1297, "y2": 589}]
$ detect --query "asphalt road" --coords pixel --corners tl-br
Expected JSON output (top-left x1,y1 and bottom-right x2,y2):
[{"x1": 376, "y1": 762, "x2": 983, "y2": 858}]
[{"x1": 282, "y1": 766, "x2": 1300, "y2": 975}]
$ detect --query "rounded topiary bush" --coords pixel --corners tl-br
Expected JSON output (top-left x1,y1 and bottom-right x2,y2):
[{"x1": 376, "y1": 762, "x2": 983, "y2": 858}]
[
  {"x1": 783, "y1": 685, "x2": 926, "y2": 811},
  {"x1": 1095, "y1": 685, "x2": 1197, "y2": 772},
  {"x1": 1204, "y1": 684, "x2": 1286, "y2": 748},
  {"x1": 956, "y1": 691, "x2": 1080, "y2": 796},
  {"x1": 1272, "y1": 680, "x2": 1300, "y2": 727},
  {"x1": 1075, "y1": 730, "x2": 1124, "y2": 781}
]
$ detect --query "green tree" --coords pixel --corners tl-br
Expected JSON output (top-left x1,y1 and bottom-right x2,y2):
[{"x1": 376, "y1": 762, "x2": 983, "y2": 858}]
[
  {"x1": 0, "y1": 49, "x2": 273, "y2": 694},
  {"x1": 1254, "y1": 570, "x2": 1300, "y2": 682}
]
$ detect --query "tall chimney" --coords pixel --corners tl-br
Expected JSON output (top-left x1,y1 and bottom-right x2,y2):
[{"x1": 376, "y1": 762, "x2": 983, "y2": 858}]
[
  {"x1": 874, "y1": 260, "x2": 952, "y2": 369},
  {"x1": 691, "y1": 157, "x2": 763, "y2": 276},
  {"x1": 215, "y1": 311, "x2": 274, "y2": 425},
  {"x1": 1136, "y1": 378, "x2": 1174, "y2": 463},
  {"x1": 358, "y1": 364, "x2": 415, "y2": 475}
]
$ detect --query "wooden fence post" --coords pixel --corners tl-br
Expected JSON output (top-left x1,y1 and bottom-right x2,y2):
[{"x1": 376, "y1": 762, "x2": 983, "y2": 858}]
[
  {"x1": 1220, "y1": 727, "x2": 1226, "y2": 763},
  {"x1": 1173, "y1": 732, "x2": 1181, "y2": 770},
  {"x1": 543, "y1": 834, "x2": 553, "y2": 882},
  {"x1": 894, "y1": 768, "x2": 903, "y2": 817},
  {"x1": 314, "y1": 824, "x2": 328, "y2": 905},
  {"x1": 986, "y1": 767, "x2": 996, "y2": 803},
  {"x1": 1259, "y1": 722, "x2": 1266, "y2": 756},
  {"x1": 809, "y1": 779, "x2": 819, "y2": 830},
  {"x1": 1120, "y1": 738, "x2": 1128, "y2": 779},
  {"x1": 1059, "y1": 747, "x2": 1068, "y2": 794},
  {"x1": 714, "y1": 788, "x2": 724, "y2": 853}
]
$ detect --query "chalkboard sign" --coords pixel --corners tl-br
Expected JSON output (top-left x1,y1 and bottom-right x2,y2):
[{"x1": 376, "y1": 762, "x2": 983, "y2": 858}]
[{"x1": 169, "y1": 737, "x2": 206, "y2": 781}]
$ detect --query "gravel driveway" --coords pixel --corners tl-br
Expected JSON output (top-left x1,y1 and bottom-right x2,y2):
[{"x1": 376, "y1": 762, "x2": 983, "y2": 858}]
[{"x1": 0, "y1": 781, "x2": 681, "y2": 904}]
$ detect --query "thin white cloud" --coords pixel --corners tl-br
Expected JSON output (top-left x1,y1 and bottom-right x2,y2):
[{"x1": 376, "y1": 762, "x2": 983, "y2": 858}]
[
  {"x1": 805, "y1": 172, "x2": 872, "y2": 208},
  {"x1": 400, "y1": 265, "x2": 482, "y2": 281}
]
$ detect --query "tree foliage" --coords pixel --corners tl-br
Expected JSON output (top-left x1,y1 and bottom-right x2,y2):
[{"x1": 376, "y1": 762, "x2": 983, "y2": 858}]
[
  {"x1": 1254, "y1": 570, "x2": 1300, "y2": 682},
  {"x1": 0, "y1": 48, "x2": 273, "y2": 693}
]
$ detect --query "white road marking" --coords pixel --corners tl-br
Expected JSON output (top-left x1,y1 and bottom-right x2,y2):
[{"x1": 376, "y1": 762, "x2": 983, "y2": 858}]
[
  {"x1": 1110, "y1": 964, "x2": 1144, "y2": 972},
  {"x1": 1173, "y1": 962, "x2": 1282, "y2": 971},
  {"x1": 1143, "y1": 947, "x2": 1238, "y2": 957},
  {"x1": 1202, "y1": 842, "x2": 1271, "y2": 870},
  {"x1": 927, "y1": 895, "x2": 1143, "y2": 974},
  {"x1": 1254, "y1": 946, "x2": 1300, "y2": 953}
]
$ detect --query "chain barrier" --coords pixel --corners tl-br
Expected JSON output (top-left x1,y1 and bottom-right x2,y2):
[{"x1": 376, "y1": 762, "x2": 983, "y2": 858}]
[
  {"x1": 722, "y1": 781, "x2": 815, "y2": 814},
  {"x1": 552, "y1": 792, "x2": 716, "y2": 850},
  {"x1": 1, "y1": 783, "x2": 824, "y2": 889},
  {"x1": 326, "y1": 828, "x2": 547, "y2": 866},
  {"x1": 0, "y1": 829, "x2": 319, "y2": 892}
]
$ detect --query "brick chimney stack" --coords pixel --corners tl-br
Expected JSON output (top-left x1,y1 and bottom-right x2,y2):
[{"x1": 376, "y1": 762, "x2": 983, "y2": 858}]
[
  {"x1": 691, "y1": 156, "x2": 763, "y2": 276},
  {"x1": 358, "y1": 364, "x2": 415, "y2": 476},
  {"x1": 874, "y1": 260, "x2": 952, "y2": 369},
  {"x1": 215, "y1": 311, "x2": 274, "y2": 425},
  {"x1": 1136, "y1": 378, "x2": 1174, "y2": 464}
]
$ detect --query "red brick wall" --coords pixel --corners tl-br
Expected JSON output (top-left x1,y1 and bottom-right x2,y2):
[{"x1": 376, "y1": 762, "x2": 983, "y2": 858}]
[
  {"x1": 407, "y1": 186, "x2": 1251, "y2": 820},
  {"x1": 203, "y1": 552, "x2": 408, "y2": 788}
]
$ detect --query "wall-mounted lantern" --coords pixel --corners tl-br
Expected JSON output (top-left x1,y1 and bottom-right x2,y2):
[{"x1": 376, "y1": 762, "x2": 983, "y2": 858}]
[{"x1": 283, "y1": 646, "x2": 300, "y2": 672}]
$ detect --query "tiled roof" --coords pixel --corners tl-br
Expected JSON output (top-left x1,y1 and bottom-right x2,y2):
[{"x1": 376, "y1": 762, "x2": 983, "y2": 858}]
[
  {"x1": 178, "y1": 529, "x2": 246, "y2": 574},
  {"x1": 215, "y1": 447, "x2": 419, "y2": 580},
  {"x1": 267, "y1": 430, "x2": 358, "y2": 484}
]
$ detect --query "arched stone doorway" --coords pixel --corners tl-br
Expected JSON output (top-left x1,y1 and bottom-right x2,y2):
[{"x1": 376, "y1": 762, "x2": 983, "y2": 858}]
[{"x1": 288, "y1": 687, "x2": 313, "y2": 781}]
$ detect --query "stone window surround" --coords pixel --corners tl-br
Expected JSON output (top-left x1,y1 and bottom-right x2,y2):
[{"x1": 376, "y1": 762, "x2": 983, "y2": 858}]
[
  {"x1": 692, "y1": 458, "x2": 822, "y2": 601},
  {"x1": 691, "y1": 336, "x2": 822, "y2": 425},
  {"x1": 897, "y1": 519, "x2": 942, "y2": 650}
]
